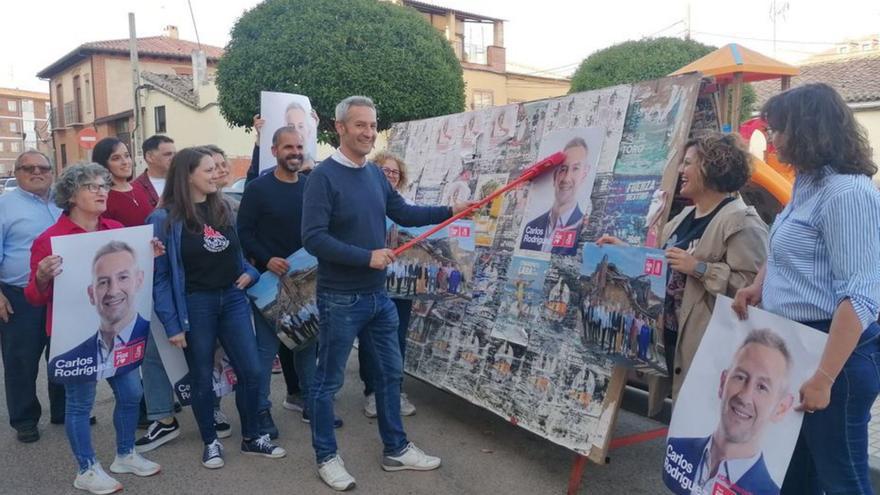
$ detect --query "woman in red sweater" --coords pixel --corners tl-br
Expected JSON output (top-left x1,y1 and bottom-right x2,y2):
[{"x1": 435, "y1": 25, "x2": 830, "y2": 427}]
[
  {"x1": 25, "y1": 162, "x2": 161, "y2": 494},
  {"x1": 93, "y1": 137, "x2": 154, "y2": 227}
]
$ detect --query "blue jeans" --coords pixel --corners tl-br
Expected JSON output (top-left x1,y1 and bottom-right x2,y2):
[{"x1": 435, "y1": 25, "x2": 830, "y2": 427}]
[
  {"x1": 253, "y1": 305, "x2": 279, "y2": 413},
  {"x1": 142, "y1": 333, "x2": 175, "y2": 421},
  {"x1": 310, "y1": 291, "x2": 407, "y2": 463},
  {"x1": 359, "y1": 297, "x2": 412, "y2": 396},
  {"x1": 0, "y1": 284, "x2": 65, "y2": 429},
  {"x1": 295, "y1": 340, "x2": 317, "y2": 407},
  {"x1": 65, "y1": 369, "x2": 142, "y2": 472},
  {"x1": 781, "y1": 321, "x2": 880, "y2": 495},
  {"x1": 184, "y1": 287, "x2": 261, "y2": 444}
]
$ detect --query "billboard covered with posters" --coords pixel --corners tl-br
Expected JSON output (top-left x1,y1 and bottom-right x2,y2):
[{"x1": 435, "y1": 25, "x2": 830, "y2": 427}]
[{"x1": 385, "y1": 74, "x2": 702, "y2": 454}]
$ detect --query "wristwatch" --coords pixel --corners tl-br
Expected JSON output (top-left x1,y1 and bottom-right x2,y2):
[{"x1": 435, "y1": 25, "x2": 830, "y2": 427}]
[{"x1": 694, "y1": 261, "x2": 707, "y2": 280}]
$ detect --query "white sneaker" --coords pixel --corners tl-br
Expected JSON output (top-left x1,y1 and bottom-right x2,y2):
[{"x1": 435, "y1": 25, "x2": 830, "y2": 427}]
[
  {"x1": 318, "y1": 454, "x2": 356, "y2": 491},
  {"x1": 109, "y1": 451, "x2": 161, "y2": 477},
  {"x1": 73, "y1": 462, "x2": 123, "y2": 494},
  {"x1": 400, "y1": 393, "x2": 416, "y2": 416},
  {"x1": 363, "y1": 393, "x2": 377, "y2": 418},
  {"x1": 382, "y1": 442, "x2": 441, "y2": 471}
]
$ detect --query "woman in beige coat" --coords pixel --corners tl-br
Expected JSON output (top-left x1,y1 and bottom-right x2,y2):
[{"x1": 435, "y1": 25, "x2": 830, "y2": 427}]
[{"x1": 598, "y1": 133, "x2": 768, "y2": 398}]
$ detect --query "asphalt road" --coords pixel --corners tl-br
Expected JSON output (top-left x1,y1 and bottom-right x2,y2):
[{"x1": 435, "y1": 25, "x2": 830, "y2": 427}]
[{"x1": 0, "y1": 351, "x2": 687, "y2": 495}]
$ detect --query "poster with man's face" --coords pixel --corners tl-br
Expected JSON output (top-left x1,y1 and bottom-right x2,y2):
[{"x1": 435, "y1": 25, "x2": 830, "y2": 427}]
[
  {"x1": 259, "y1": 91, "x2": 318, "y2": 173},
  {"x1": 664, "y1": 296, "x2": 828, "y2": 495},
  {"x1": 516, "y1": 127, "x2": 604, "y2": 259},
  {"x1": 48, "y1": 226, "x2": 154, "y2": 383}
]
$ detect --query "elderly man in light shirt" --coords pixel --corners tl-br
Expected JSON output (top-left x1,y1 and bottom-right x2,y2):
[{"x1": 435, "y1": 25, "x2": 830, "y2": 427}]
[{"x1": 0, "y1": 150, "x2": 65, "y2": 443}]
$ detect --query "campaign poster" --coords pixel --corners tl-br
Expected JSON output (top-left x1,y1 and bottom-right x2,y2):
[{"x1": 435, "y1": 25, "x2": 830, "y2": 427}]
[
  {"x1": 516, "y1": 128, "x2": 605, "y2": 258},
  {"x1": 579, "y1": 244, "x2": 667, "y2": 375},
  {"x1": 248, "y1": 249, "x2": 319, "y2": 350},
  {"x1": 490, "y1": 256, "x2": 550, "y2": 346},
  {"x1": 258, "y1": 91, "x2": 317, "y2": 173},
  {"x1": 664, "y1": 296, "x2": 828, "y2": 495},
  {"x1": 385, "y1": 219, "x2": 476, "y2": 301},
  {"x1": 473, "y1": 173, "x2": 510, "y2": 247},
  {"x1": 48, "y1": 226, "x2": 153, "y2": 383}
]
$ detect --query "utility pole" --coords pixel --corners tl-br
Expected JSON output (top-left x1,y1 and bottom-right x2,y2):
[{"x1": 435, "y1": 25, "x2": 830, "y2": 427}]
[
  {"x1": 128, "y1": 12, "x2": 143, "y2": 171},
  {"x1": 770, "y1": 0, "x2": 789, "y2": 57},
  {"x1": 685, "y1": 2, "x2": 691, "y2": 40}
]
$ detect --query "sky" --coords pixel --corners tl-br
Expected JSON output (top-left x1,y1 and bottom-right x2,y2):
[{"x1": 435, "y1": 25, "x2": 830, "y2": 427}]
[{"x1": 2, "y1": 0, "x2": 879, "y2": 93}]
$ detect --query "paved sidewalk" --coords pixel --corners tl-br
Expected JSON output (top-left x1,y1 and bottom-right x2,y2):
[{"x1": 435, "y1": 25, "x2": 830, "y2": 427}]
[
  {"x1": 870, "y1": 399, "x2": 880, "y2": 458},
  {"x1": 0, "y1": 351, "x2": 674, "y2": 494}
]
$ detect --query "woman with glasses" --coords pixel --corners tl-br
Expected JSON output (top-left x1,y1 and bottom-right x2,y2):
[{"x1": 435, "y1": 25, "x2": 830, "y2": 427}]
[
  {"x1": 733, "y1": 83, "x2": 880, "y2": 494},
  {"x1": 93, "y1": 137, "x2": 154, "y2": 227},
  {"x1": 148, "y1": 147, "x2": 286, "y2": 469},
  {"x1": 24, "y1": 163, "x2": 161, "y2": 495},
  {"x1": 359, "y1": 151, "x2": 417, "y2": 418}
]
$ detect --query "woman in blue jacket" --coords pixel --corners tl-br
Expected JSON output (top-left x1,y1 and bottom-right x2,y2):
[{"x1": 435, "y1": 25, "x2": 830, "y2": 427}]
[{"x1": 148, "y1": 147, "x2": 286, "y2": 469}]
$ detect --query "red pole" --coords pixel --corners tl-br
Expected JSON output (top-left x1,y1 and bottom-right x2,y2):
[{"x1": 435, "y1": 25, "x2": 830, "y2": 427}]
[{"x1": 392, "y1": 151, "x2": 566, "y2": 256}]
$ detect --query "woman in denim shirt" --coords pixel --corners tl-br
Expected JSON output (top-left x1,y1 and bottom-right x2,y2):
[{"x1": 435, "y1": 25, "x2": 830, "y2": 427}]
[
  {"x1": 733, "y1": 83, "x2": 880, "y2": 494},
  {"x1": 148, "y1": 147, "x2": 286, "y2": 470}
]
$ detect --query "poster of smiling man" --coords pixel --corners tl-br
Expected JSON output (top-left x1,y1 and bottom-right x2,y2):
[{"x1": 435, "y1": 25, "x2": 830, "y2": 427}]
[
  {"x1": 664, "y1": 296, "x2": 827, "y2": 495},
  {"x1": 259, "y1": 91, "x2": 318, "y2": 173},
  {"x1": 48, "y1": 225, "x2": 154, "y2": 383},
  {"x1": 516, "y1": 127, "x2": 604, "y2": 258}
]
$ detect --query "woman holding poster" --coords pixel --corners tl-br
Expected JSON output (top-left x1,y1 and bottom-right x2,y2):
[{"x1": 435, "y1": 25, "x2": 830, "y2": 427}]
[
  {"x1": 25, "y1": 163, "x2": 161, "y2": 494},
  {"x1": 149, "y1": 147, "x2": 286, "y2": 470},
  {"x1": 734, "y1": 83, "x2": 880, "y2": 494},
  {"x1": 598, "y1": 132, "x2": 767, "y2": 393}
]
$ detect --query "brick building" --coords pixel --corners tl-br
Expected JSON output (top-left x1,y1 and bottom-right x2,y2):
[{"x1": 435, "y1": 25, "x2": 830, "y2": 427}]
[
  {"x1": 0, "y1": 88, "x2": 51, "y2": 176},
  {"x1": 36, "y1": 26, "x2": 253, "y2": 179}
]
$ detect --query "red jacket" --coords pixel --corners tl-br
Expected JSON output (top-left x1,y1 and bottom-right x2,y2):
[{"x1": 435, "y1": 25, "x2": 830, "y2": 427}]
[
  {"x1": 24, "y1": 214, "x2": 124, "y2": 336},
  {"x1": 131, "y1": 170, "x2": 160, "y2": 209}
]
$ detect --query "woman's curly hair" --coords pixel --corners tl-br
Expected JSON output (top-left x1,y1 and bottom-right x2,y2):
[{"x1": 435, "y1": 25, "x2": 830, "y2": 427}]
[
  {"x1": 761, "y1": 83, "x2": 876, "y2": 176},
  {"x1": 685, "y1": 133, "x2": 753, "y2": 193}
]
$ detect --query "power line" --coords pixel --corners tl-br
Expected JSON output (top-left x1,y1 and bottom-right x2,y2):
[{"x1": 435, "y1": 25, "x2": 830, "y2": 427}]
[{"x1": 691, "y1": 30, "x2": 837, "y2": 46}]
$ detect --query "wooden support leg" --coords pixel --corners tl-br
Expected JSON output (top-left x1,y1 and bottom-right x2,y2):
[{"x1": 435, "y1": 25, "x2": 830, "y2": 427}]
[
  {"x1": 567, "y1": 455, "x2": 588, "y2": 495},
  {"x1": 646, "y1": 374, "x2": 672, "y2": 417}
]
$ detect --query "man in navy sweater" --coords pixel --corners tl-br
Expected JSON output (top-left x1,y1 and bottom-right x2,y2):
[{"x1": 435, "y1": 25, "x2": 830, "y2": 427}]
[
  {"x1": 238, "y1": 126, "x2": 337, "y2": 440},
  {"x1": 303, "y1": 96, "x2": 469, "y2": 491}
]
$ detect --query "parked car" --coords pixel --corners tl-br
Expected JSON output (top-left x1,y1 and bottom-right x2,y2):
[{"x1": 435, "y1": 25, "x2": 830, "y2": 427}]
[
  {"x1": 224, "y1": 178, "x2": 246, "y2": 202},
  {"x1": 0, "y1": 177, "x2": 17, "y2": 195}
]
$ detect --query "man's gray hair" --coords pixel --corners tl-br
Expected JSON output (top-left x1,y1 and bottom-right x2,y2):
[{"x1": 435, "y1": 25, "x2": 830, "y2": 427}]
[
  {"x1": 93, "y1": 240, "x2": 137, "y2": 269},
  {"x1": 335, "y1": 96, "x2": 376, "y2": 122},
  {"x1": 272, "y1": 126, "x2": 304, "y2": 146},
  {"x1": 737, "y1": 328, "x2": 793, "y2": 369},
  {"x1": 564, "y1": 137, "x2": 589, "y2": 153},
  {"x1": 54, "y1": 163, "x2": 111, "y2": 211},
  {"x1": 285, "y1": 101, "x2": 307, "y2": 115},
  {"x1": 14, "y1": 149, "x2": 51, "y2": 169}
]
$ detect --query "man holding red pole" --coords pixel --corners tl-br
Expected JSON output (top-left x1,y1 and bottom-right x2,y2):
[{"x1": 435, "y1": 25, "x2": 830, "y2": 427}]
[{"x1": 302, "y1": 96, "x2": 471, "y2": 491}]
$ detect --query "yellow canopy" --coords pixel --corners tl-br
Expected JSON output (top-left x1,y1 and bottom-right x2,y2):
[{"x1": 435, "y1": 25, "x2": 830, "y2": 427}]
[{"x1": 671, "y1": 43, "x2": 799, "y2": 83}]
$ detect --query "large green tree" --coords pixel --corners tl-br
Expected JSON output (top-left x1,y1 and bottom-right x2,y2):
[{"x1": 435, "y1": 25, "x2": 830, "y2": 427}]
[
  {"x1": 216, "y1": 0, "x2": 465, "y2": 143},
  {"x1": 570, "y1": 37, "x2": 755, "y2": 122}
]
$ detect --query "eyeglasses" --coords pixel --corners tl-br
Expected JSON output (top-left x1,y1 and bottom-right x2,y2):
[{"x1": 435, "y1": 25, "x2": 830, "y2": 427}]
[
  {"x1": 82, "y1": 183, "x2": 110, "y2": 193},
  {"x1": 381, "y1": 167, "x2": 401, "y2": 178},
  {"x1": 15, "y1": 165, "x2": 52, "y2": 175}
]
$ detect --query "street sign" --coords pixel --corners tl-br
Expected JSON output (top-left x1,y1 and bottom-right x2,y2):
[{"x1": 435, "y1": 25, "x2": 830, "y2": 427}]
[{"x1": 78, "y1": 128, "x2": 99, "y2": 149}]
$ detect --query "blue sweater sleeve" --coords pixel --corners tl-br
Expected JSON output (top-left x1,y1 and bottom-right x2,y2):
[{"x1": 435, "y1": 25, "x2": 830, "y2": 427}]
[
  {"x1": 236, "y1": 181, "x2": 273, "y2": 268},
  {"x1": 301, "y1": 170, "x2": 373, "y2": 267},
  {"x1": 386, "y1": 183, "x2": 452, "y2": 227}
]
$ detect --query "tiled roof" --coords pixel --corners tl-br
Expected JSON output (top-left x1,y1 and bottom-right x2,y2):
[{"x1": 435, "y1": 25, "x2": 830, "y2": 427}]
[
  {"x1": 402, "y1": 0, "x2": 504, "y2": 22},
  {"x1": 753, "y1": 54, "x2": 880, "y2": 106},
  {"x1": 141, "y1": 72, "x2": 198, "y2": 107},
  {"x1": 37, "y1": 36, "x2": 223, "y2": 79},
  {"x1": 82, "y1": 36, "x2": 223, "y2": 61}
]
